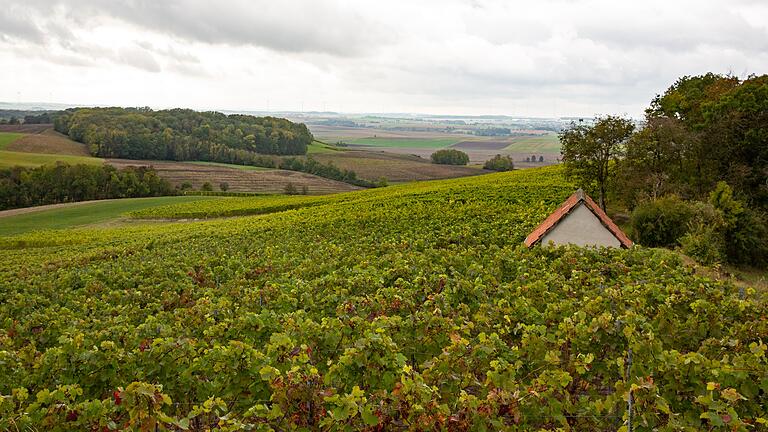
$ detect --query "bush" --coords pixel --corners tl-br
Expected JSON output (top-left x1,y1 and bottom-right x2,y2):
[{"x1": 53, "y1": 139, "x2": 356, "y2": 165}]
[
  {"x1": 680, "y1": 224, "x2": 725, "y2": 265},
  {"x1": 284, "y1": 182, "x2": 298, "y2": 195},
  {"x1": 630, "y1": 195, "x2": 695, "y2": 247},
  {"x1": 709, "y1": 182, "x2": 768, "y2": 267},
  {"x1": 483, "y1": 154, "x2": 515, "y2": 171},
  {"x1": 219, "y1": 182, "x2": 229, "y2": 192},
  {"x1": 201, "y1": 182, "x2": 213, "y2": 192},
  {"x1": 431, "y1": 149, "x2": 469, "y2": 165}
]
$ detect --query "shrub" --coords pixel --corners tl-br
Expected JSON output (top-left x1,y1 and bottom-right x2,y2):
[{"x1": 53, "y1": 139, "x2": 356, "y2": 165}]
[
  {"x1": 201, "y1": 182, "x2": 213, "y2": 192},
  {"x1": 180, "y1": 182, "x2": 193, "y2": 191},
  {"x1": 284, "y1": 182, "x2": 298, "y2": 195},
  {"x1": 709, "y1": 182, "x2": 768, "y2": 267},
  {"x1": 630, "y1": 195, "x2": 694, "y2": 247},
  {"x1": 680, "y1": 224, "x2": 725, "y2": 265},
  {"x1": 483, "y1": 154, "x2": 515, "y2": 171},
  {"x1": 219, "y1": 182, "x2": 229, "y2": 192},
  {"x1": 431, "y1": 149, "x2": 469, "y2": 165}
]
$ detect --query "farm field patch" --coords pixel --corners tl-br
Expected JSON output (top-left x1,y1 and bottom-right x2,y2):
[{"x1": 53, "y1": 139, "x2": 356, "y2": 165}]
[
  {"x1": 0, "y1": 195, "x2": 217, "y2": 236},
  {"x1": 5, "y1": 129, "x2": 91, "y2": 156},
  {"x1": 0, "y1": 149, "x2": 104, "y2": 168},
  {"x1": 503, "y1": 133, "x2": 561, "y2": 153},
  {"x1": 0, "y1": 132, "x2": 23, "y2": 149},
  {"x1": 108, "y1": 159, "x2": 361, "y2": 194},
  {"x1": 344, "y1": 137, "x2": 462, "y2": 149}
]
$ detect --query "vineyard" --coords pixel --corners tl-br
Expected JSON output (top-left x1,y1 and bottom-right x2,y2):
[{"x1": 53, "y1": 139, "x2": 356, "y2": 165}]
[{"x1": 1, "y1": 166, "x2": 766, "y2": 430}]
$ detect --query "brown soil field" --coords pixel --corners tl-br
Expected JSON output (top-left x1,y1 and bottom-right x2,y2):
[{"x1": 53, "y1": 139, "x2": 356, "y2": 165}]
[
  {"x1": 310, "y1": 125, "x2": 461, "y2": 141},
  {"x1": 308, "y1": 150, "x2": 485, "y2": 183},
  {"x1": 6, "y1": 129, "x2": 91, "y2": 156},
  {"x1": 0, "y1": 124, "x2": 52, "y2": 133},
  {"x1": 450, "y1": 140, "x2": 511, "y2": 151},
  {"x1": 108, "y1": 159, "x2": 361, "y2": 194}
]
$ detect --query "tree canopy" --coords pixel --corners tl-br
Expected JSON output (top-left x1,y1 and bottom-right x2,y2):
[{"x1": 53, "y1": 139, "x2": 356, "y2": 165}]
[
  {"x1": 559, "y1": 115, "x2": 635, "y2": 211},
  {"x1": 430, "y1": 149, "x2": 469, "y2": 165},
  {"x1": 53, "y1": 107, "x2": 314, "y2": 162}
]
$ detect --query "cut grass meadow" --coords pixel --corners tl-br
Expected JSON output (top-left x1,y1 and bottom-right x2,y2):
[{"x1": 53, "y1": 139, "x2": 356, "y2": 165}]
[
  {"x1": 0, "y1": 132, "x2": 24, "y2": 150},
  {"x1": 0, "y1": 196, "x2": 219, "y2": 236},
  {"x1": 503, "y1": 134, "x2": 561, "y2": 153},
  {"x1": 0, "y1": 150, "x2": 104, "y2": 168}
]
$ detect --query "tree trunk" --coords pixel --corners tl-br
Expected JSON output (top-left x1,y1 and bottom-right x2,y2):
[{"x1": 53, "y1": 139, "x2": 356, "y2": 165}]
[{"x1": 599, "y1": 183, "x2": 607, "y2": 212}]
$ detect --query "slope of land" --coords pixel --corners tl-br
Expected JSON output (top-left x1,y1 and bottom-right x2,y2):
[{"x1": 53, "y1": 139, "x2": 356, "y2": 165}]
[
  {"x1": 0, "y1": 196, "x2": 218, "y2": 236},
  {"x1": 5, "y1": 128, "x2": 91, "y2": 156},
  {"x1": 1, "y1": 165, "x2": 763, "y2": 429},
  {"x1": 308, "y1": 149, "x2": 485, "y2": 182},
  {"x1": 108, "y1": 159, "x2": 361, "y2": 194}
]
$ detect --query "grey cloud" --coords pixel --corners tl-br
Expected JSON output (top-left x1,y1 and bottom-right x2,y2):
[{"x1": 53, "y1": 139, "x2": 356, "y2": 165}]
[
  {"x1": 0, "y1": 8, "x2": 45, "y2": 43},
  {"x1": 20, "y1": 0, "x2": 389, "y2": 57},
  {"x1": 116, "y1": 46, "x2": 161, "y2": 73}
]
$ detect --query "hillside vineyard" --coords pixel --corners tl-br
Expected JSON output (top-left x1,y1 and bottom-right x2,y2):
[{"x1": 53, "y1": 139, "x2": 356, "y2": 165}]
[{"x1": 1, "y1": 167, "x2": 766, "y2": 430}]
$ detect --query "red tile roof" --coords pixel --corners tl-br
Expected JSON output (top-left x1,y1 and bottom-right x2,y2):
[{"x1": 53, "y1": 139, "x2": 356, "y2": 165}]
[{"x1": 524, "y1": 189, "x2": 633, "y2": 248}]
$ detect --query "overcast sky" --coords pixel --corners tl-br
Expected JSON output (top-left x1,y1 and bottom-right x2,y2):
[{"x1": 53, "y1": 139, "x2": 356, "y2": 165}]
[{"x1": 1, "y1": 0, "x2": 767, "y2": 117}]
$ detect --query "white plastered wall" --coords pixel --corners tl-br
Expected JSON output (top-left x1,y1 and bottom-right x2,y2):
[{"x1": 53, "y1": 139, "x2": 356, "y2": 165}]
[{"x1": 540, "y1": 203, "x2": 622, "y2": 248}]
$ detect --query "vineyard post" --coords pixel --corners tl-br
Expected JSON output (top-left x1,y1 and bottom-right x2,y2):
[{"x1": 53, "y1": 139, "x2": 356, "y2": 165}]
[{"x1": 626, "y1": 348, "x2": 633, "y2": 432}]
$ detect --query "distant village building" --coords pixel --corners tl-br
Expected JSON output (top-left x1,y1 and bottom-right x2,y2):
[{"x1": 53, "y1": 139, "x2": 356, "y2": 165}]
[{"x1": 524, "y1": 189, "x2": 633, "y2": 248}]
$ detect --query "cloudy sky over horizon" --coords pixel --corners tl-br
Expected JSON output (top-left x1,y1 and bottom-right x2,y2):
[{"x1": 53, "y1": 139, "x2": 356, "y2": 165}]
[{"x1": 1, "y1": 0, "x2": 767, "y2": 117}]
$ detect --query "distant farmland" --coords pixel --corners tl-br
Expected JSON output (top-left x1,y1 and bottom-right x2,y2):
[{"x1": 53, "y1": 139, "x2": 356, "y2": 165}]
[{"x1": 344, "y1": 137, "x2": 461, "y2": 149}]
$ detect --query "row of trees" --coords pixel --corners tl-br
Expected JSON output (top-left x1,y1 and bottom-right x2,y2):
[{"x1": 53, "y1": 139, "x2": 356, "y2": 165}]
[
  {"x1": 53, "y1": 107, "x2": 314, "y2": 160},
  {"x1": 279, "y1": 157, "x2": 376, "y2": 188},
  {"x1": 559, "y1": 73, "x2": 768, "y2": 267},
  {"x1": 0, "y1": 164, "x2": 173, "y2": 210}
]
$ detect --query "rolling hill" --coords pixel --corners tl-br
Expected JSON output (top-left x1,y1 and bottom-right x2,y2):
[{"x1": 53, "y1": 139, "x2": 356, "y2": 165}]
[{"x1": 1, "y1": 166, "x2": 764, "y2": 430}]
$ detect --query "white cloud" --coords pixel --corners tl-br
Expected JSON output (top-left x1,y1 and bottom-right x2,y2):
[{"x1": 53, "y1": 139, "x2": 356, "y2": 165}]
[{"x1": 0, "y1": 0, "x2": 766, "y2": 116}]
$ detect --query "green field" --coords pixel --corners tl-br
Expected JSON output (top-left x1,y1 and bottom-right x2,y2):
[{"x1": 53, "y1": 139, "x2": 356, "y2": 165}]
[
  {"x1": 0, "y1": 196, "x2": 218, "y2": 236},
  {"x1": 1, "y1": 166, "x2": 765, "y2": 430},
  {"x1": 0, "y1": 132, "x2": 23, "y2": 149},
  {"x1": 503, "y1": 134, "x2": 561, "y2": 153},
  {"x1": 306, "y1": 140, "x2": 342, "y2": 154},
  {"x1": 0, "y1": 149, "x2": 104, "y2": 168},
  {"x1": 344, "y1": 137, "x2": 461, "y2": 149}
]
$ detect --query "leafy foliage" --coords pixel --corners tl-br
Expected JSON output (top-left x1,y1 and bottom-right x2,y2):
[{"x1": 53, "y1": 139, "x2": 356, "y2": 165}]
[
  {"x1": 1, "y1": 166, "x2": 766, "y2": 430},
  {"x1": 430, "y1": 149, "x2": 470, "y2": 165},
  {"x1": 54, "y1": 107, "x2": 313, "y2": 158},
  {"x1": 483, "y1": 154, "x2": 515, "y2": 171},
  {"x1": 0, "y1": 163, "x2": 173, "y2": 210},
  {"x1": 625, "y1": 73, "x2": 768, "y2": 208},
  {"x1": 630, "y1": 195, "x2": 696, "y2": 247},
  {"x1": 559, "y1": 115, "x2": 635, "y2": 211}
]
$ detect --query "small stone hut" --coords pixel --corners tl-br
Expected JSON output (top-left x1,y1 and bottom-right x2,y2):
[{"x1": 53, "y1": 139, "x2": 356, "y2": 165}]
[{"x1": 524, "y1": 189, "x2": 633, "y2": 248}]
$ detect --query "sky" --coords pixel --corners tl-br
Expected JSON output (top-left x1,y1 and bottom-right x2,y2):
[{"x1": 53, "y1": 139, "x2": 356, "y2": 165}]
[{"x1": 1, "y1": 0, "x2": 767, "y2": 118}]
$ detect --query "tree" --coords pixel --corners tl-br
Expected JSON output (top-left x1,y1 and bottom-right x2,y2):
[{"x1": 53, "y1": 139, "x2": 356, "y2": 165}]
[
  {"x1": 219, "y1": 182, "x2": 229, "y2": 192},
  {"x1": 483, "y1": 154, "x2": 514, "y2": 171},
  {"x1": 201, "y1": 182, "x2": 213, "y2": 191},
  {"x1": 538, "y1": 156, "x2": 544, "y2": 163},
  {"x1": 284, "y1": 182, "x2": 298, "y2": 195},
  {"x1": 559, "y1": 115, "x2": 635, "y2": 211},
  {"x1": 431, "y1": 149, "x2": 469, "y2": 165}
]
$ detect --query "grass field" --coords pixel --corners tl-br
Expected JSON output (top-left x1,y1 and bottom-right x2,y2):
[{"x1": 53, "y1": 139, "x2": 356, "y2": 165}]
[
  {"x1": 306, "y1": 140, "x2": 342, "y2": 154},
  {"x1": 503, "y1": 134, "x2": 561, "y2": 153},
  {"x1": 0, "y1": 196, "x2": 217, "y2": 236},
  {"x1": 0, "y1": 150, "x2": 104, "y2": 168},
  {"x1": 344, "y1": 137, "x2": 461, "y2": 149},
  {"x1": 0, "y1": 132, "x2": 23, "y2": 149}
]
